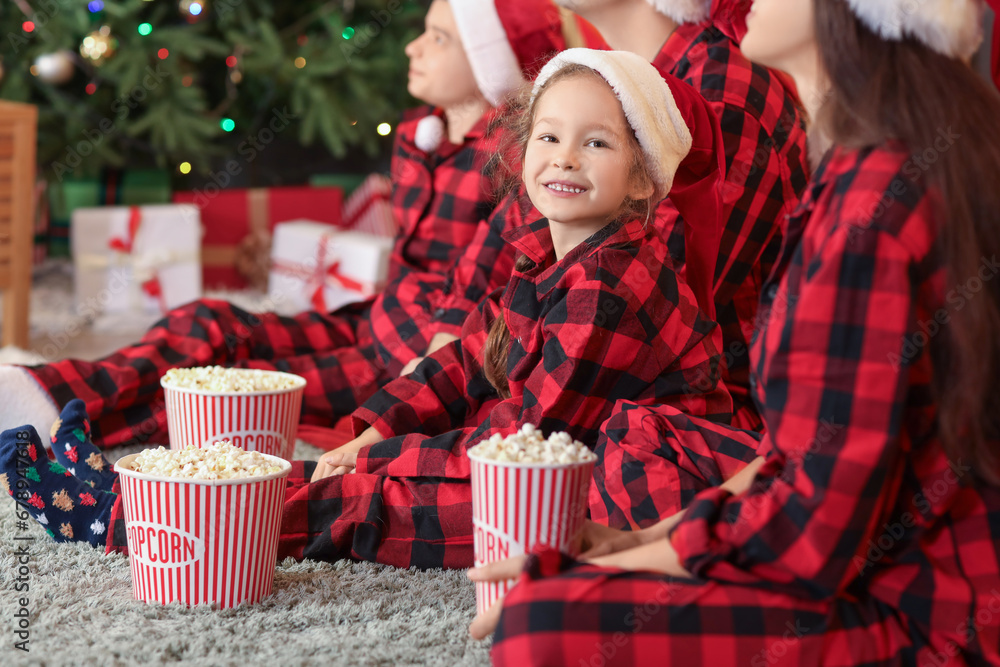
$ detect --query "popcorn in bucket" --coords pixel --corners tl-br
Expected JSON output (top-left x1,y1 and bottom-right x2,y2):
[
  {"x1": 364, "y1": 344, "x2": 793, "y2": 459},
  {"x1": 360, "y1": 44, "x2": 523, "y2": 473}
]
[
  {"x1": 160, "y1": 367, "x2": 306, "y2": 460},
  {"x1": 114, "y1": 442, "x2": 291, "y2": 608},
  {"x1": 467, "y1": 424, "x2": 597, "y2": 615}
]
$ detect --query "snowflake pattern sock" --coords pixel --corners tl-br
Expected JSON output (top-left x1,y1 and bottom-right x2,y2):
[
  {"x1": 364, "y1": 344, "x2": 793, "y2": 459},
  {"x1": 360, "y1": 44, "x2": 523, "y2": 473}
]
[
  {"x1": 0, "y1": 425, "x2": 116, "y2": 547},
  {"x1": 49, "y1": 399, "x2": 118, "y2": 491}
]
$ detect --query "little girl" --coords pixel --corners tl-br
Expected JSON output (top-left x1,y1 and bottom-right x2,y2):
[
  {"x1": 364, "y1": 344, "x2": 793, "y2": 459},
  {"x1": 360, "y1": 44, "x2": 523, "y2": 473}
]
[{"x1": 1, "y1": 50, "x2": 732, "y2": 569}]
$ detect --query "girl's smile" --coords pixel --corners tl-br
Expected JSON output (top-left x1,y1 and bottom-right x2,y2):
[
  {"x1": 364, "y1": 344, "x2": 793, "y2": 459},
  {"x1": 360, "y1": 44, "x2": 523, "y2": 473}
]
[{"x1": 523, "y1": 73, "x2": 650, "y2": 258}]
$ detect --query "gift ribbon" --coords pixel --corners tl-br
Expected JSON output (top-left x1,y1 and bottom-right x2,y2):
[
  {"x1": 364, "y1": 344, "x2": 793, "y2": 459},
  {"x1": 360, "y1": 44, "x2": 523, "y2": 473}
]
[
  {"x1": 269, "y1": 233, "x2": 371, "y2": 312},
  {"x1": 234, "y1": 189, "x2": 272, "y2": 288},
  {"x1": 78, "y1": 207, "x2": 198, "y2": 313}
]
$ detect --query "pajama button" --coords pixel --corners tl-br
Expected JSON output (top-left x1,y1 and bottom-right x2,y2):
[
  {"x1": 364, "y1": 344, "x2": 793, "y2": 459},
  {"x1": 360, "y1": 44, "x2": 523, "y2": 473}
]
[{"x1": 434, "y1": 308, "x2": 446, "y2": 318}]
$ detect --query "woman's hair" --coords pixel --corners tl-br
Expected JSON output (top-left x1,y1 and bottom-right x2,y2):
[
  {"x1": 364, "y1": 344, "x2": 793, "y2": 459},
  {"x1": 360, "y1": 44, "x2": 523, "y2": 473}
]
[
  {"x1": 813, "y1": 0, "x2": 1000, "y2": 483},
  {"x1": 482, "y1": 63, "x2": 658, "y2": 398}
]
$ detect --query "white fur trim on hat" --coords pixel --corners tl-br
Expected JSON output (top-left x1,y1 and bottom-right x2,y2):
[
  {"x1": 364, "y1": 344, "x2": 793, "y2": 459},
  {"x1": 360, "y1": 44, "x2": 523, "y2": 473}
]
[
  {"x1": 845, "y1": 0, "x2": 985, "y2": 59},
  {"x1": 645, "y1": 0, "x2": 711, "y2": 24},
  {"x1": 532, "y1": 49, "x2": 693, "y2": 202},
  {"x1": 450, "y1": 0, "x2": 527, "y2": 107}
]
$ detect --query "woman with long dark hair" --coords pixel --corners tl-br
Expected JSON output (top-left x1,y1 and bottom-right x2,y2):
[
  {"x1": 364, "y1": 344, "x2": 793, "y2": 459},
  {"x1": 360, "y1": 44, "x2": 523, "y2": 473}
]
[{"x1": 470, "y1": 2, "x2": 1000, "y2": 663}]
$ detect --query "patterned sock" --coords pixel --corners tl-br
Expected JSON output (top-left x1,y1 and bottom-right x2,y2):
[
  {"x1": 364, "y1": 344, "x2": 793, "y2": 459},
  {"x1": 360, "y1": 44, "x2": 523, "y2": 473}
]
[
  {"x1": 0, "y1": 425, "x2": 116, "y2": 547},
  {"x1": 49, "y1": 399, "x2": 118, "y2": 491}
]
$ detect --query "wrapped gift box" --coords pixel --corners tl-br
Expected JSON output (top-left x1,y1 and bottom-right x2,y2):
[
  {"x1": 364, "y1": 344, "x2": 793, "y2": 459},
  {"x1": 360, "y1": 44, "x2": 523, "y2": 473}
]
[
  {"x1": 48, "y1": 169, "x2": 172, "y2": 258},
  {"x1": 268, "y1": 221, "x2": 393, "y2": 315},
  {"x1": 173, "y1": 185, "x2": 344, "y2": 290},
  {"x1": 342, "y1": 173, "x2": 397, "y2": 239},
  {"x1": 71, "y1": 205, "x2": 202, "y2": 315}
]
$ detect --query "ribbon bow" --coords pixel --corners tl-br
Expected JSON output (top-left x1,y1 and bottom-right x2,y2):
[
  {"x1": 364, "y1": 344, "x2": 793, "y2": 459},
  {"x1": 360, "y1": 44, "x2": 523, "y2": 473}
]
[
  {"x1": 107, "y1": 206, "x2": 167, "y2": 313},
  {"x1": 271, "y1": 233, "x2": 368, "y2": 312}
]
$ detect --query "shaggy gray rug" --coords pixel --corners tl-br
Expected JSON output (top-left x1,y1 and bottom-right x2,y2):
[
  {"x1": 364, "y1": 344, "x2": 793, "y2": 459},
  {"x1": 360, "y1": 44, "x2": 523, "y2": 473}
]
[
  {"x1": 0, "y1": 275, "x2": 493, "y2": 666},
  {"x1": 0, "y1": 439, "x2": 492, "y2": 667}
]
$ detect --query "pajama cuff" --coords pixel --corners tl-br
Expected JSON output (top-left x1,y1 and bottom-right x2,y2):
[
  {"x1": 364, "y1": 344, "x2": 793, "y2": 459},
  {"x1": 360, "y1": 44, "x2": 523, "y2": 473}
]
[
  {"x1": 668, "y1": 485, "x2": 736, "y2": 577},
  {"x1": 351, "y1": 408, "x2": 398, "y2": 441}
]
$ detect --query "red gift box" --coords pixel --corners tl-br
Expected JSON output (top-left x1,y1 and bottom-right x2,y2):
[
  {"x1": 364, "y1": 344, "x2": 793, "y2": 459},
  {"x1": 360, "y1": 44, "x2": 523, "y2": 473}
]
[{"x1": 173, "y1": 185, "x2": 343, "y2": 290}]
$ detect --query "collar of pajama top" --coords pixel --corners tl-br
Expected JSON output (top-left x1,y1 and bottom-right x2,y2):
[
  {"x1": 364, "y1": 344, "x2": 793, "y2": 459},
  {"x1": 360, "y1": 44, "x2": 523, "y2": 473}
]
[
  {"x1": 388, "y1": 105, "x2": 502, "y2": 281},
  {"x1": 501, "y1": 216, "x2": 647, "y2": 294}
]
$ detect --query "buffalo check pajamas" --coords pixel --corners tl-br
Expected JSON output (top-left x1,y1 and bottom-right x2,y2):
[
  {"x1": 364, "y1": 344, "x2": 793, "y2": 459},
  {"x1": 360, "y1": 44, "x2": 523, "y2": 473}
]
[
  {"x1": 653, "y1": 24, "x2": 810, "y2": 430},
  {"x1": 26, "y1": 105, "x2": 501, "y2": 449},
  {"x1": 492, "y1": 144, "x2": 1000, "y2": 666},
  {"x1": 116, "y1": 217, "x2": 732, "y2": 569}
]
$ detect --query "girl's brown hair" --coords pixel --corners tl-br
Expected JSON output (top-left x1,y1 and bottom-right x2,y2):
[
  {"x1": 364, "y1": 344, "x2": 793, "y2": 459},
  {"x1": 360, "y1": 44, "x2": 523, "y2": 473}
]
[
  {"x1": 482, "y1": 63, "x2": 657, "y2": 398},
  {"x1": 814, "y1": 0, "x2": 1000, "y2": 483}
]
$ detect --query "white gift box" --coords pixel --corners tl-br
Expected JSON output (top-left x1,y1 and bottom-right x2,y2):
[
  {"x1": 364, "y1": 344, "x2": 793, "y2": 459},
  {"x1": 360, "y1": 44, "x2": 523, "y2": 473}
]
[
  {"x1": 268, "y1": 220, "x2": 394, "y2": 315},
  {"x1": 72, "y1": 205, "x2": 202, "y2": 315}
]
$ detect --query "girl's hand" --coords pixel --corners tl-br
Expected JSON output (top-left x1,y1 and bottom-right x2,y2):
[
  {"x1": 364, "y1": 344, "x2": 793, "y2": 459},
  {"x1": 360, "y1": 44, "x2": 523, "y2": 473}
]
[
  {"x1": 310, "y1": 427, "x2": 384, "y2": 482},
  {"x1": 311, "y1": 446, "x2": 364, "y2": 482},
  {"x1": 467, "y1": 555, "x2": 527, "y2": 640}
]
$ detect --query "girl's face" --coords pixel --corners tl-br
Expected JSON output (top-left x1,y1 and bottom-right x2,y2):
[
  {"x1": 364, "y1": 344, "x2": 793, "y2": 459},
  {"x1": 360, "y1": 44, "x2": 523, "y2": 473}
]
[
  {"x1": 404, "y1": 1, "x2": 484, "y2": 110},
  {"x1": 742, "y1": 0, "x2": 818, "y2": 77},
  {"x1": 522, "y1": 74, "x2": 648, "y2": 239}
]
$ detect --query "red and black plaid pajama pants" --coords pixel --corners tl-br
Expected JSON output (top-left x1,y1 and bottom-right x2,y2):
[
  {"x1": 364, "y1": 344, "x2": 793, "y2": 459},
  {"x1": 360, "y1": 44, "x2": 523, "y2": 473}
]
[
  {"x1": 590, "y1": 401, "x2": 763, "y2": 530},
  {"x1": 492, "y1": 549, "x2": 947, "y2": 666},
  {"x1": 27, "y1": 298, "x2": 395, "y2": 449},
  {"x1": 107, "y1": 459, "x2": 475, "y2": 570}
]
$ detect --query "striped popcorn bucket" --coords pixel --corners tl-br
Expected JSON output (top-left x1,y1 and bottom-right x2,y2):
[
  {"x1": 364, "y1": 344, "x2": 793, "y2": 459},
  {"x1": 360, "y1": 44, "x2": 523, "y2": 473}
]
[
  {"x1": 114, "y1": 453, "x2": 291, "y2": 608},
  {"x1": 468, "y1": 452, "x2": 595, "y2": 616},
  {"x1": 161, "y1": 370, "x2": 305, "y2": 460}
]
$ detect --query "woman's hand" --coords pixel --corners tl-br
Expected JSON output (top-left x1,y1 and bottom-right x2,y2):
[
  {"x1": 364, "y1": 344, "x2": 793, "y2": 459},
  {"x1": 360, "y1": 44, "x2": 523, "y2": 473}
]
[
  {"x1": 399, "y1": 356, "x2": 424, "y2": 377},
  {"x1": 467, "y1": 555, "x2": 527, "y2": 640},
  {"x1": 575, "y1": 520, "x2": 646, "y2": 559}
]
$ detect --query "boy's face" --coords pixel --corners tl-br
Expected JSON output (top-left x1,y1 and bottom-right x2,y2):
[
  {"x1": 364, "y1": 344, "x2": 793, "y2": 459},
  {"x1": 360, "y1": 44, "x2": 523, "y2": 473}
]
[
  {"x1": 523, "y1": 74, "x2": 649, "y2": 239},
  {"x1": 404, "y1": 1, "x2": 485, "y2": 110}
]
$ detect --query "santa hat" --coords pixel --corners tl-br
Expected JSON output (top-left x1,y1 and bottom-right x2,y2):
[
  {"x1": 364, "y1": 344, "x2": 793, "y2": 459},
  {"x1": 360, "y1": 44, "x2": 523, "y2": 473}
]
[
  {"x1": 450, "y1": 0, "x2": 565, "y2": 107},
  {"x1": 844, "y1": 0, "x2": 985, "y2": 60},
  {"x1": 644, "y1": 0, "x2": 749, "y2": 42},
  {"x1": 532, "y1": 49, "x2": 693, "y2": 203}
]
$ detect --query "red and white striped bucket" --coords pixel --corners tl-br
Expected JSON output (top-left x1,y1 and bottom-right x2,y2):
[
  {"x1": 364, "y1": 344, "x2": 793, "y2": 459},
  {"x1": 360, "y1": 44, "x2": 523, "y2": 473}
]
[
  {"x1": 114, "y1": 452, "x2": 291, "y2": 608},
  {"x1": 468, "y1": 452, "x2": 594, "y2": 616},
  {"x1": 161, "y1": 371, "x2": 305, "y2": 460}
]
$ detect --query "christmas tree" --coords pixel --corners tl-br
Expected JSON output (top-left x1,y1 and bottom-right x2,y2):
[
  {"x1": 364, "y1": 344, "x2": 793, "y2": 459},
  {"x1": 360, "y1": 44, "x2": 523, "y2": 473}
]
[{"x1": 0, "y1": 0, "x2": 423, "y2": 180}]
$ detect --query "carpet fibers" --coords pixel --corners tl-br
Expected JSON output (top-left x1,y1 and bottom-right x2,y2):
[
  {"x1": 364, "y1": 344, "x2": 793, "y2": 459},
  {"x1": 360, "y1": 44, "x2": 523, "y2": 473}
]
[
  {"x1": 0, "y1": 339, "x2": 491, "y2": 666},
  {"x1": 0, "y1": 440, "x2": 492, "y2": 667}
]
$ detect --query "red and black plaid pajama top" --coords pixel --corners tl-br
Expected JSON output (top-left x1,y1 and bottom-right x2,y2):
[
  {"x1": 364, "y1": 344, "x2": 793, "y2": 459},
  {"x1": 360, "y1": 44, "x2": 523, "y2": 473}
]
[
  {"x1": 26, "y1": 106, "x2": 500, "y2": 449},
  {"x1": 654, "y1": 23, "x2": 810, "y2": 431},
  {"x1": 158, "y1": 217, "x2": 730, "y2": 570},
  {"x1": 492, "y1": 144, "x2": 1000, "y2": 666}
]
